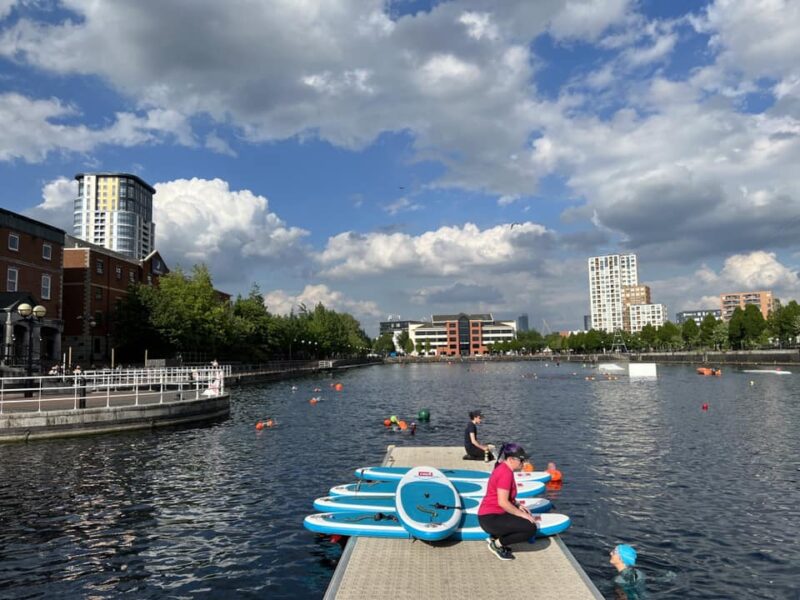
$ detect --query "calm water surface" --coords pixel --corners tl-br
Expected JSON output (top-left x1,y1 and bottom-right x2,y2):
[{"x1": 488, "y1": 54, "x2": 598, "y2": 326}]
[{"x1": 1, "y1": 362, "x2": 798, "y2": 599}]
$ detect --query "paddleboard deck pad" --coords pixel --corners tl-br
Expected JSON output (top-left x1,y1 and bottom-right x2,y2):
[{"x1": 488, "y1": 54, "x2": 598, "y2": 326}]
[
  {"x1": 313, "y1": 494, "x2": 552, "y2": 515},
  {"x1": 304, "y1": 511, "x2": 571, "y2": 540},
  {"x1": 395, "y1": 466, "x2": 462, "y2": 541},
  {"x1": 355, "y1": 465, "x2": 551, "y2": 484},
  {"x1": 330, "y1": 477, "x2": 544, "y2": 498}
]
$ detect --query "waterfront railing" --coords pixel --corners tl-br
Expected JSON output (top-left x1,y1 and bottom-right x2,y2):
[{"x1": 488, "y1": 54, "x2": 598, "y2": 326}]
[{"x1": 0, "y1": 366, "x2": 230, "y2": 414}]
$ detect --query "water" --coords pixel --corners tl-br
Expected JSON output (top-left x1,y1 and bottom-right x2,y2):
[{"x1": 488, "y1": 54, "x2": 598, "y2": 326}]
[{"x1": 1, "y1": 362, "x2": 798, "y2": 599}]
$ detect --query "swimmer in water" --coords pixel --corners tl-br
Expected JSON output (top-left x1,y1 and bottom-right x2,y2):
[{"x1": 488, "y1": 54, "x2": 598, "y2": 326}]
[{"x1": 610, "y1": 544, "x2": 646, "y2": 599}]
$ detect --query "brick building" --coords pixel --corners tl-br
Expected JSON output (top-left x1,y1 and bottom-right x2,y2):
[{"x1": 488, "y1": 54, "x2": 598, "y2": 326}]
[
  {"x1": 63, "y1": 235, "x2": 168, "y2": 366},
  {"x1": 409, "y1": 313, "x2": 516, "y2": 357},
  {"x1": 0, "y1": 208, "x2": 65, "y2": 369}
]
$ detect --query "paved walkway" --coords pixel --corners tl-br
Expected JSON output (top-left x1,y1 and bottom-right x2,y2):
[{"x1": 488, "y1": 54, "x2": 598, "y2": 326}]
[{"x1": 325, "y1": 445, "x2": 602, "y2": 600}]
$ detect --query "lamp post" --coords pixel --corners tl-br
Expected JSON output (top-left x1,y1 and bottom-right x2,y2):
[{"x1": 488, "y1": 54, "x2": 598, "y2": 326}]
[{"x1": 17, "y1": 302, "x2": 46, "y2": 397}]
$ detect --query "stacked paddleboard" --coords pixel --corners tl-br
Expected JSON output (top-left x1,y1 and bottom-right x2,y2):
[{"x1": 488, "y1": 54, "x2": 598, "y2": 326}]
[{"x1": 304, "y1": 464, "x2": 571, "y2": 542}]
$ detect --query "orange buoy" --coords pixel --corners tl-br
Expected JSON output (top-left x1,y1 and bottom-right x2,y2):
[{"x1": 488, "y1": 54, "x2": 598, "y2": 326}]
[
  {"x1": 523, "y1": 462, "x2": 534, "y2": 473},
  {"x1": 255, "y1": 421, "x2": 264, "y2": 430},
  {"x1": 398, "y1": 420, "x2": 408, "y2": 430},
  {"x1": 702, "y1": 403, "x2": 709, "y2": 411},
  {"x1": 334, "y1": 383, "x2": 344, "y2": 391},
  {"x1": 309, "y1": 397, "x2": 319, "y2": 405},
  {"x1": 383, "y1": 418, "x2": 392, "y2": 427}
]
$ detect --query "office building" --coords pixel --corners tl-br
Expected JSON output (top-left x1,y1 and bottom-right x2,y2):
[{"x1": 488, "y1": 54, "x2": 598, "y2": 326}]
[
  {"x1": 719, "y1": 291, "x2": 775, "y2": 321},
  {"x1": 588, "y1": 254, "x2": 638, "y2": 332},
  {"x1": 628, "y1": 303, "x2": 667, "y2": 333},
  {"x1": 409, "y1": 313, "x2": 516, "y2": 357},
  {"x1": 676, "y1": 309, "x2": 721, "y2": 325},
  {"x1": 516, "y1": 313, "x2": 529, "y2": 333},
  {"x1": 74, "y1": 173, "x2": 156, "y2": 259}
]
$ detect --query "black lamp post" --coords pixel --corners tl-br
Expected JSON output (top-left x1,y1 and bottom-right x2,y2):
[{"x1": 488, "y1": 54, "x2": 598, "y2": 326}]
[{"x1": 17, "y1": 302, "x2": 46, "y2": 397}]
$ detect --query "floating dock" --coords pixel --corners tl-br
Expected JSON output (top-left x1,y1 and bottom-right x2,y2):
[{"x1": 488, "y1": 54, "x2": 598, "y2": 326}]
[{"x1": 324, "y1": 445, "x2": 602, "y2": 600}]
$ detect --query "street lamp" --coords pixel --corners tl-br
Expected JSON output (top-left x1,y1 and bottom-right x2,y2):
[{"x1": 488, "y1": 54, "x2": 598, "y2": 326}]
[{"x1": 17, "y1": 302, "x2": 46, "y2": 397}]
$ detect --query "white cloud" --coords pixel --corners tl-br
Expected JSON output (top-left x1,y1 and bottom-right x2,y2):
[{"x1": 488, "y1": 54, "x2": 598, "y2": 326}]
[
  {"x1": 549, "y1": 0, "x2": 632, "y2": 41},
  {"x1": 263, "y1": 284, "x2": 381, "y2": 319},
  {"x1": 0, "y1": 0, "x2": 16, "y2": 20},
  {"x1": 0, "y1": 93, "x2": 193, "y2": 162},
  {"x1": 719, "y1": 251, "x2": 800, "y2": 290},
  {"x1": 26, "y1": 177, "x2": 77, "y2": 232},
  {"x1": 459, "y1": 12, "x2": 499, "y2": 41},
  {"x1": 153, "y1": 178, "x2": 310, "y2": 283},
  {"x1": 317, "y1": 221, "x2": 553, "y2": 278},
  {"x1": 383, "y1": 196, "x2": 422, "y2": 215}
]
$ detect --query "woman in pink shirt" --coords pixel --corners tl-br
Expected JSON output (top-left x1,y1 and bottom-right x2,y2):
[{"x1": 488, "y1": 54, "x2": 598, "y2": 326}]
[{"x1": 477, "y1": 443, "x2": 538, "y2": 560}]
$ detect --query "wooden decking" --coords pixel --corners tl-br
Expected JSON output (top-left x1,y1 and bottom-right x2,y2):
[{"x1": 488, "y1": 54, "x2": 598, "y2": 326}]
[{"x1": 324, "y1": 445, "x2": 602, "y2": 600}]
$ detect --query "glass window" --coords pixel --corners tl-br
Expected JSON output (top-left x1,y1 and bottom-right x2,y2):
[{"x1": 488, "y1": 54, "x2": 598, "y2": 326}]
[
  {"x1": 7, "y1": 267, "x2": 18, "y2": 292},
  {"x1": 95, "y1": 287, "x2": 102, "y2": 300},
  {"x1": 41, "y1": 274, "x2": 51, "y2": 300},
  {"x1": 115, "y1": 265, "x2": 122, "y2": 279},
  {"x1": 129, "y1": 271, "x2": 135, "y2": 283},
  {"x1": 8, "y1": 233, "x2": 19, "y2": 251},
  {"x1": 42, "y1": 243, "x2": 52, "y2": 261},
  {"x1": 96, "y1": 259, "x2": 104, "y2": 274}
]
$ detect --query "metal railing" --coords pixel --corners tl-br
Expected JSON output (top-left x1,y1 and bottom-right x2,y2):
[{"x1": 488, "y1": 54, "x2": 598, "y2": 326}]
[{"x1": 0, "y1": 366, "x2": 231, "y2": 414}]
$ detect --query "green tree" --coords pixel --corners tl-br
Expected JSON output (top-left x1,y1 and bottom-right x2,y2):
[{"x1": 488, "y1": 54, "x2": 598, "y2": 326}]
[
  {"x1": 728, "y1": 307, "x2": 745, "y2": 349},
  {"x1": 397, "y1": 330, "x2": 413, "y2": 354},
  {"x1": 681, "y1": 318, "x2": 700, "y2": 349},
  {"x1": 742, "y1": 304, "x2": 766, "y2": 347},
  {"x1": 699, "y1": 313, "x2": 718, "y2": 348},
  {"x1": 112, "y1": 284, "x2": 173, "y2": 362},
  {"x1": 424, "y1": 340, "x2": 431, "y2": 355},
  {"x1": 639, "y1": 324, "x2": 657, "y2": 350},
  {"x1": 657, "y1": 321, "x2": 682, "y2": 350},
  {"x1": 712, "y1": 320, "x2": 730, "y2": 350},
  {"x1": 373, "y1": 333, "x2": 395, "y2": 355}
]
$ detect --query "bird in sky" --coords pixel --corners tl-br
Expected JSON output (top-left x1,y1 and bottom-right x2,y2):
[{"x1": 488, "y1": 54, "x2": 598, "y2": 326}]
[{"x1": 510, "y1": 222, "x2": 523, "y2": 229}]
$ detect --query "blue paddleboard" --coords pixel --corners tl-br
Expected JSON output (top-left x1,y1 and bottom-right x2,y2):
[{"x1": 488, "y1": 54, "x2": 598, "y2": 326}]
[
  {"x1": 303, "y1": 511, "x2": 571, "y2": 540},
  {"x1": 356, "y1": 465, "x2": 551, "y2": 484},
  {"x1": 395, "y1": 466, "x2": 462, "y2": 541},
  {"x1": 329, "y1": 477, "x2": 544, "y2": 498},
  {"x1": 313, "y1": 494, "x2": 552, "y2": 515}
]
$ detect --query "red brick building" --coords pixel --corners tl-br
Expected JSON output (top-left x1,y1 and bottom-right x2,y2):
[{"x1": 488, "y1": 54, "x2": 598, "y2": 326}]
[
  {"x1": 63, "y1": 235, "x2": 169, "y2": 366},
  {"x1": 1, "y1": 208, "x2": 65, "y2": 369}
]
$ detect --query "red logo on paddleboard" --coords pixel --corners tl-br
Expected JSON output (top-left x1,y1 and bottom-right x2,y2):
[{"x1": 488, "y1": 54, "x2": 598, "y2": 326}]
[{"x1": 418, "y1": 471, "x2": 434, "y2": 477}]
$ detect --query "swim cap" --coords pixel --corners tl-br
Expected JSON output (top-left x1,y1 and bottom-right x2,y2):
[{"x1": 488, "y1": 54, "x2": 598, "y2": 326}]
[{"x1": 615, "y1": 544, "x2": 637, "y2": 566}]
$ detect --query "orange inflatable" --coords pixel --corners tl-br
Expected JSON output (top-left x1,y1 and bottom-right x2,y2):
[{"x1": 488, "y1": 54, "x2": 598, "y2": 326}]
[
  {"x1": 523, "y1": 462, "x2": 534, "y2": 473},
  {"x1": 546, "y1": 462, "x2": 562, "y2": 482},
  {"x1": 334, "y1": 383, "x2": 344, "y2": 391},
  {"x1": 697, "y1": 367, "x2": 722, "y2": 376},
  {"x1": 255, "y1": 421, "x2": 264, "y2": 430},
  {"x1": 398, "y1": 420, "x2": 408, "y2": 430},
  {"x1": 383, "y1": 419, "x2": 392, "y2": 427}
]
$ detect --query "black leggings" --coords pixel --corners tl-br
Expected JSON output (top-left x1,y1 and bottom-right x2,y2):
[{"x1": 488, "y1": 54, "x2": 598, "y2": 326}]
[
  {"x1": 464, "y1": 447, "x2": 495, "y2": 461},
  {"x1": 478, "y1": 513, "x2": 538, "y2": 547}
]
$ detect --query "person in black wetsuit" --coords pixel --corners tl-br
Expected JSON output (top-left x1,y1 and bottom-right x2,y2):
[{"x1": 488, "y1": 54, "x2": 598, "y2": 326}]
[
  {"x1": 464, "y1": 410, "x2": 494, "y2": 461},
  {"x1": 610, "y1": 544, "x2": 646, "y2": 599}
]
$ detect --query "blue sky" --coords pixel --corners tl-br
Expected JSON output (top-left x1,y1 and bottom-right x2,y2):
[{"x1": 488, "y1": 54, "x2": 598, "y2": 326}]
[{"x1": 2, "y1": 0, "x2": 800, "y2": 335}]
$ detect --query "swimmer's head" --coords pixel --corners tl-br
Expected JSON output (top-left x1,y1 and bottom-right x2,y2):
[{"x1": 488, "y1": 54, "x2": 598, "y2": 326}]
[{"x1": 614, "y1": 544, "x2": 637, "y2": 566}]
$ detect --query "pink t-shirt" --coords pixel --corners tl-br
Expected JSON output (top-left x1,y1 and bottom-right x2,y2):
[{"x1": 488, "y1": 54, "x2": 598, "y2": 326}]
[{"x1": 478, "y1": 462, "x2": 517, "y2": 516}]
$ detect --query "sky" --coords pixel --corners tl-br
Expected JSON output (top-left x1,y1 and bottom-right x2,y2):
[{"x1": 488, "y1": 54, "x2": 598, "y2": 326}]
[{"x1": 2, "y1": 0, "x2": 800, "y2": 336}]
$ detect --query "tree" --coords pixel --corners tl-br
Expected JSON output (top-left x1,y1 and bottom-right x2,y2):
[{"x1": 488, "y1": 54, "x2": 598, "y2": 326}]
[
  {"x1": 112, "y1": 284, "x2": 173, "y2": 362},
  {"x1": 397, "y1": 330, "x2": 414, "y2": 354},
  {"x1": 657, "y1": 321, "x2": 682, "y2": 350},
  {"x1": 728, "y1": 307, "x2": 745, "y2": 349},
  {"x1": 681, "y1": 318, "x2": 700, "y2": 349},
  {"x1": 699, "y1": 313, "x2": 718, "y2": 348},
  {"x1": 742, "y1": 304, "x2": 766, "y2": 348},
  {"x1": 639, "y1": 324, "x2": 657, "y2": 350},
  {"x1": 373, "y1": 333, "x2": 395, "y2": 355},
  {"x1": 712, "y1": 320, "x2": 729, "y2": 350}
]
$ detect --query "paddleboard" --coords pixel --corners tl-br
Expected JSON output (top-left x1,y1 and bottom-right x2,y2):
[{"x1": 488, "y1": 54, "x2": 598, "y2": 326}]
[
  {"x1": 355, "y1": 465, "x2": 551, "y2": 484},
  {"x1": 742, "y1": 369, "x2": 792, "y2": 375},
  {"x1": 394, "y1": 466, "x2": 462, "y2": 541},
  {"x1": 304, "y1": 511, "x2": 571, "y2": 540},
  {"x1": 313, "y1": 494, "x2": 552, "y2": 515},
  {"x1": 329, "y1": 477, "x2": 545, "y2": 499}
]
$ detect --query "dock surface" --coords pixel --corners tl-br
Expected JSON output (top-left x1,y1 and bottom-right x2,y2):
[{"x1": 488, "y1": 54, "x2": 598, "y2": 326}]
[{"x1": 324, "y1": 445, "x2": 602, "y2": 600}]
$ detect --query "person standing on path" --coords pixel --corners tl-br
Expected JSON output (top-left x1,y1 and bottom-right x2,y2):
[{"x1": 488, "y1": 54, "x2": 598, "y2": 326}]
[
  {"x1": 464, "y1": 410, "x2": 494, "y2": 461},
  {"x1": 74, "y1": 365, "x2": 87, "y2": 409}
]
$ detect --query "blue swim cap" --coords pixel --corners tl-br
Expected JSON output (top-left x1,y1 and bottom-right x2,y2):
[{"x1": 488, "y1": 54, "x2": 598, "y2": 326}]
[{"x1": 615, "y1": 544, "x2": 637, "y2": 566}]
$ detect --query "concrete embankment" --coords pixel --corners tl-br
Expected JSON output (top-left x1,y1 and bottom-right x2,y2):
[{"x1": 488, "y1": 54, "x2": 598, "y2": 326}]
[
  {"x1": 227, "y1": 358, "x2": 383, "y2": 386},
  {"x1": 0, "y1": 394, "x2": 230, "y2": 443}
]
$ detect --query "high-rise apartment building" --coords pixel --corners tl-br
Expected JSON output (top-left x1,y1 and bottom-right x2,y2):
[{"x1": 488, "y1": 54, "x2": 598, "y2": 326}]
[
  {"x1": 719, "y1": 291, "x2": 774, "y2": 321},
  {"x1": 622, "y1": 284, "x2": 651, "y2": 332},
  {"x1": 628, "y1": 303, "x2": 667, "y2": 333},
  {"x1": 588, "y1": 254, "x2": 638, "y2": 332},
  {"x1": 73, "y1": 173, "x2": 156, "y2": 259}
]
